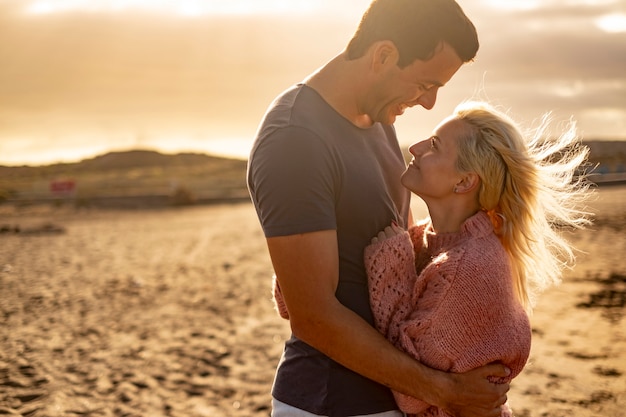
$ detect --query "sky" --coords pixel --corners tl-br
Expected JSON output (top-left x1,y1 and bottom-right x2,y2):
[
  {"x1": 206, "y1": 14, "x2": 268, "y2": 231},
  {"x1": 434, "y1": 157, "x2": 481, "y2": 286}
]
[{"x1": 0, "y1": 0, "x2": 625, "y2": 166}]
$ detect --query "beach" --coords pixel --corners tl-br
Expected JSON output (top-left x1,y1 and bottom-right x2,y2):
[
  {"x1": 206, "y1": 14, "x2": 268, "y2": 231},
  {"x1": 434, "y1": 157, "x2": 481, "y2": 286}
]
[{"x1": 1, "y1": 185, "x2": 625, "y2": 417}]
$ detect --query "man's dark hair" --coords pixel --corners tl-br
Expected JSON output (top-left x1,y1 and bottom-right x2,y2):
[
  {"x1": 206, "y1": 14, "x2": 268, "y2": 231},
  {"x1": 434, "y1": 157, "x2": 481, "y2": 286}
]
[{"x1": 346, "y1": 0, "x2": 479, "y2": 67}]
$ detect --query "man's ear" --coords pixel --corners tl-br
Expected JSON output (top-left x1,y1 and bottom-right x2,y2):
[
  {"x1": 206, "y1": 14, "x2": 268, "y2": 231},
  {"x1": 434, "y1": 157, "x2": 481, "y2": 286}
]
[
  {"x1": 454, "y1": 172, "x2": 480, "y2": 194},
  {"x1": 371, "y1": 41, "x2": 398, "y2": 71}
]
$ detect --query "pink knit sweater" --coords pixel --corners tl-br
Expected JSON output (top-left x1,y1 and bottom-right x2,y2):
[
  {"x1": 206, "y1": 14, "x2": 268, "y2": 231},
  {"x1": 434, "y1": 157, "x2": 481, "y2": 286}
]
[
  {"x1": 364, "y1": 211, "x2": 531, "y2": 417},
  {"x1": 270, "y1": 212, "x2": 530, "y2": 417}
]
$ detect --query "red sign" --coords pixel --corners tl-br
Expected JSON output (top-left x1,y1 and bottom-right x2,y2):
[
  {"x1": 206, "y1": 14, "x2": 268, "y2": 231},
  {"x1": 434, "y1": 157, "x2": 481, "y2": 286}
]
[{"x1": 50, "y1": 180, "x2": 76, "y2": 195}]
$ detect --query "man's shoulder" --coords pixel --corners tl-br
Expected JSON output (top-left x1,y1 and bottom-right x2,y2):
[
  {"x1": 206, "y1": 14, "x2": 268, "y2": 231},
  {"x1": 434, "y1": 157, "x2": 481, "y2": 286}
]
[
  {"x1": 256, "y1": 84, "x2": 353, "y2": 149},
  {"x1": 269, "y1": 84, "x2": 322, "y2": 114},
  {"x1": 271, "y1": 83, "x2": 307, "y2": 107}
]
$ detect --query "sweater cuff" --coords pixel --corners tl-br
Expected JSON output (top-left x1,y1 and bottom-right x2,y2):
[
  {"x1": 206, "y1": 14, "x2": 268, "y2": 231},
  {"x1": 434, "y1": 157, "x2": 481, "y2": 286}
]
[{"x1": 272, "y1": 275, "x2": 290, "y2": 320}]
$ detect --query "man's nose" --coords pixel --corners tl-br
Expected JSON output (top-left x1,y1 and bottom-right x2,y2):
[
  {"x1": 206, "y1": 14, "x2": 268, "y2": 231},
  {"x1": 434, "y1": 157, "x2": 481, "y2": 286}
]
[{"x1": 416, "y1": 87, "x2": 439, "y2": 110}]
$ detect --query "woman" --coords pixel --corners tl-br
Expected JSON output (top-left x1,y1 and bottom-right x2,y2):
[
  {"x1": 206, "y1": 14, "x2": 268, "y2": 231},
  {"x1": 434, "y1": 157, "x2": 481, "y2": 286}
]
[{"x1": 364, "y1": 101, "x2": 592, "y2": 416}]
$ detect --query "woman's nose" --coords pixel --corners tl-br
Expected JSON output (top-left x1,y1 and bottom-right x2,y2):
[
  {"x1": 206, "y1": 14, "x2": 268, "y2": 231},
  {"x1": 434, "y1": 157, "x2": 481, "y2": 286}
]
[{"x1": 408, "y1": 140, "x2": 426, "y2": 156}]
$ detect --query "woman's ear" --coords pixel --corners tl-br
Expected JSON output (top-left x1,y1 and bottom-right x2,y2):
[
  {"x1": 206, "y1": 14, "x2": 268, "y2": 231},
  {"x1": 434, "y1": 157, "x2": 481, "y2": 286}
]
[{"x1": 454, "y1": 172, "x2": 480, "y2": 194}]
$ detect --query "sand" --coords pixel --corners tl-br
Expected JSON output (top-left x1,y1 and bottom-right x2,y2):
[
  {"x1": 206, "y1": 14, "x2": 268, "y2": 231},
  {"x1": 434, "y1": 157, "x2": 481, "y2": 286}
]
[{"x1": 1, "y1": 185, "x2": 625, "y2": 417}]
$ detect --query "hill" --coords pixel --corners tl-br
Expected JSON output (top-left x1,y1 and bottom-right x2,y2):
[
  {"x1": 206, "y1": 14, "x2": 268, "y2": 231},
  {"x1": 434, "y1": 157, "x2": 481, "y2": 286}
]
[
  {"x1": 1, "y1": 140, "x2": 625, "y2": 209},
  {"x1": 584, "y1": 140, "x2": 626, "y2": 172},
  {"x1": 0, "y1": 150, "x2": 249, "y2": 208}
]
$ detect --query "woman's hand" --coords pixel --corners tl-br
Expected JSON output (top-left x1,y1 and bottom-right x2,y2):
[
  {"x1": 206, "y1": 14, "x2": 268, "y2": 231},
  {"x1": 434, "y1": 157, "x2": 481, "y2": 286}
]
[{"x1": 371, "y1": 222, "x2": 404, "y2": 244}]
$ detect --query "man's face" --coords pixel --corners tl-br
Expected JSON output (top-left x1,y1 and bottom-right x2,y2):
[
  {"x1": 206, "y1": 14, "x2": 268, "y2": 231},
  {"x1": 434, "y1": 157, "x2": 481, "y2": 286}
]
[{"x1": 366, "y1": 42, "x2": 464, "y2": 125}]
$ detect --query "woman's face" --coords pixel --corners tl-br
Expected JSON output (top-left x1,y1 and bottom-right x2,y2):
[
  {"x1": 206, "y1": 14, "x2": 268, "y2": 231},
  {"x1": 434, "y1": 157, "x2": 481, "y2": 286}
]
[{"x1": 401, "y1": 117, "x2": 467, "y2": 200}]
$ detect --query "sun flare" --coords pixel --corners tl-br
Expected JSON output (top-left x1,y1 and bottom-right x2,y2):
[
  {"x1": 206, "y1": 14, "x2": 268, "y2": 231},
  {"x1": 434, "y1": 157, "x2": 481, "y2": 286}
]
[
  {"x1": 23, "y1": 0, "x2": 322, "y2": 17},
  {"x1": 595, "y1": 13, "x2": 626, "y2": 33},
  {"x1": 483, "y1": 0, "x2": 542, "y2": 11}
]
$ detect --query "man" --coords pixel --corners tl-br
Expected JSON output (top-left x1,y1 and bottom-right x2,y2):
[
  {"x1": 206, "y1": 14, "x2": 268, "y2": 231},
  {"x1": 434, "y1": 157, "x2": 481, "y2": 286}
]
[{"x1": 247, "y1": 1, "x2": 510, "y2": 416}]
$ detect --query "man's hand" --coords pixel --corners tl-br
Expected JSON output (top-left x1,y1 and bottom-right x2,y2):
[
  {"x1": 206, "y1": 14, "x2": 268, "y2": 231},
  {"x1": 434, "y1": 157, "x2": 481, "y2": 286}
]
[{"x1": 435, "y1": 363, "x2": 511, "y2": 417}]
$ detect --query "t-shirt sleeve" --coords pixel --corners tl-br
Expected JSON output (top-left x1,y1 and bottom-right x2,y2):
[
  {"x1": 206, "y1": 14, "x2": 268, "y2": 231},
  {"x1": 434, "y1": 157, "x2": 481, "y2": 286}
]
[{"x1": 248, "y1": 126, "x2": 338, "y2": 237}]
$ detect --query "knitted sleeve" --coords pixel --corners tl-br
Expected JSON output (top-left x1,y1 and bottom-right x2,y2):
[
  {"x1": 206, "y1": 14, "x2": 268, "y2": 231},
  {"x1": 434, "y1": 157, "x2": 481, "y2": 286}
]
[
  {"x1": 408, "y1": 221, "x2": 428, "y2": 253},
  {"x1": 365, "y1": 231, "x2": 419, "y2": 341},
  {"x1": 272, "y1": 274, "x2": 290, "y2": 320},
  {"x1": 426, "y1": 246, "x2": 531, "y2": 380},
  {"x1": 365, "y1": 232, "x2": 431, "y2": 414}
]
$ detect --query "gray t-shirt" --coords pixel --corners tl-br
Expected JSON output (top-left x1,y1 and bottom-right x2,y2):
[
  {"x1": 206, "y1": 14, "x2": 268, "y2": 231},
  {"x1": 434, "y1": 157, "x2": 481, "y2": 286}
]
[{"x1": 247, "y1": 84, "x2": 411, "y2": 416}]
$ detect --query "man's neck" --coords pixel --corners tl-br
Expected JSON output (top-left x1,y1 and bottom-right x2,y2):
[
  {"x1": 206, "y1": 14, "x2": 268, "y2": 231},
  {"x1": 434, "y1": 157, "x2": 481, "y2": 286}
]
[{"x1": 304, "y1": 52, "x2": 374, "y2": 128}]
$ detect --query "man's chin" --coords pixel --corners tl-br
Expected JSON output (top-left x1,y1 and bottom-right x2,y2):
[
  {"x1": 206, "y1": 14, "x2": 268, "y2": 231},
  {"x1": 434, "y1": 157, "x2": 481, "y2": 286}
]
[
  {"x1": 384, "y1": 113, "x2": 398, "y2": 125},
  {"x1": 372, "y1": 110, "x2": 399, "y2": 125},
  {"x1": 390, "y1": 107, "x2": 408, "y2": 124}
]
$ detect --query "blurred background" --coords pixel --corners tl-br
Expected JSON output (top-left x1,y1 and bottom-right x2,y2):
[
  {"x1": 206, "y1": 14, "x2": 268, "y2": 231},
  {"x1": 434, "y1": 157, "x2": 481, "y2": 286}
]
[
  {"x1": 1, "y1": 3, "x2": 625, "y2": 416},
  {"x1": 0, "y1": 0, "x2": 625, "y2": 166}
]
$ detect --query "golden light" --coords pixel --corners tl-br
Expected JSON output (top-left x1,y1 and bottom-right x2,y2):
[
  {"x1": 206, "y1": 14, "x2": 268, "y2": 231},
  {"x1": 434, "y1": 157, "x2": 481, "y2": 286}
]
[
  {"x1": 595, "y1": 13, "x2": 626, "y2": 33},
  {"x1": 24, "y1": 0, "x2": 322, "y2": 17},
  {"x1": 483, "y1": 0, "x2": 542, "y2": 11}
]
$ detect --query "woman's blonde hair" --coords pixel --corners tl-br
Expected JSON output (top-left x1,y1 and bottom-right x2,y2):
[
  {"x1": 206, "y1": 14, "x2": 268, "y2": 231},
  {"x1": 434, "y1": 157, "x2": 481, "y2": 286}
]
[{"x1": 453, "y1": 101, "x2": 592, "y2": 310}]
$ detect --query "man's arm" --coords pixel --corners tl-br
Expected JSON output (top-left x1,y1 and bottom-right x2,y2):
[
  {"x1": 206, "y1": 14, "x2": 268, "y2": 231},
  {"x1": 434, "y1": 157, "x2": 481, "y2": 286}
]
[{"x1": 267, "y1": 229, "x2": 510, "y2": 417}]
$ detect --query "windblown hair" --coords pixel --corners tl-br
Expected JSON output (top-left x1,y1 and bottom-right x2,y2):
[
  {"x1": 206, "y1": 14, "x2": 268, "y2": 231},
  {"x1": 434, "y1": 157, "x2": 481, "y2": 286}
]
[
  {"x1": 452, "y1": 101, "x2": 592, "y2": 310},
  {"x1": 346, "y1": 0, "x2": 479, "y2": 67}
]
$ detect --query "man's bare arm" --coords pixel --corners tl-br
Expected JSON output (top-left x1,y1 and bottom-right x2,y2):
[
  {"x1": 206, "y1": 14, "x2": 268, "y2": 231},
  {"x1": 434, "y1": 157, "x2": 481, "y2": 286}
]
[{"x1": 267, "y1": 229, "x2": 509, "y2": 417}]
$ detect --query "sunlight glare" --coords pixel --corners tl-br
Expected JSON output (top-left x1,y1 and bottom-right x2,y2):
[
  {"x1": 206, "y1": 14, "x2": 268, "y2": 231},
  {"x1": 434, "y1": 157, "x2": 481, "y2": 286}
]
[
  {"x1": 483, "y1": 0, "x2": 542, "y2": 11},
  {"x1": 485, "y1": 0, "x2": 618, "y2": 8},
  {"x1": 595, "y1": 13, "x2": 626, "y2": 33},
  {"x1": 549, "y1": 80, "x2": 585, "y2": 98},
  {"x1": 150, "y1": 135, "x2": 253, "y2": 160},
  {"x1": 24, "y1": 0, "x2": 322, "y2": 16}
]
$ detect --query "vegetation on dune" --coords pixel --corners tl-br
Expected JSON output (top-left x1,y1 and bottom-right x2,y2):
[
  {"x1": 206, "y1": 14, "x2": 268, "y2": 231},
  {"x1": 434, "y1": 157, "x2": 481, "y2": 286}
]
[
  {"x1": 0, "y1": 150, "x2": 249, "y2": 207},
  {"x1": 1, "y1": 141, "x2": 625, "y2": 208}
]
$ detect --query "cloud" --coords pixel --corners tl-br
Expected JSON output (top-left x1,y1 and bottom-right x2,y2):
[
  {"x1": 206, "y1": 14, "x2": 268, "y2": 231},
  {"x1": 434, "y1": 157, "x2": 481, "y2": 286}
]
[
  {"x1": 10, "y1": 0, "x2": 372, "y2": 18},
  {"x1": 20, "y1": 0, "x2": 317, "y2": 16},
  {"x1": 478, "y1": 31, "x2": 626, "y2": 80},
  {"x1": 465, "y1": 0, "x2": 626, "y2": 103}
]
